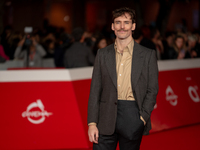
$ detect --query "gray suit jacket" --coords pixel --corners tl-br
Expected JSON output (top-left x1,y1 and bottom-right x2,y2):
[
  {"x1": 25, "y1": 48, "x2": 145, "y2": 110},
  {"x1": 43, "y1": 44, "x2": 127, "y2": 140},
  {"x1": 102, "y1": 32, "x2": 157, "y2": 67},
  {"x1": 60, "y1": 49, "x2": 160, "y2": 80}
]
[{"x1": 87, "y1": 41, "x2": 159, "y2": 135}]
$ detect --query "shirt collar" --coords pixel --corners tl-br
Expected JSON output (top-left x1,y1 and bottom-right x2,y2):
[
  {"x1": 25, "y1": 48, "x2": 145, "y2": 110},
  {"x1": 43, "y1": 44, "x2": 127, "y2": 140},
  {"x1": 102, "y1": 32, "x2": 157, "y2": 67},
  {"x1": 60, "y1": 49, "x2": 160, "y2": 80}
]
[{"x1": 114, "y1": 38, "x2": 134, "y2": 55}]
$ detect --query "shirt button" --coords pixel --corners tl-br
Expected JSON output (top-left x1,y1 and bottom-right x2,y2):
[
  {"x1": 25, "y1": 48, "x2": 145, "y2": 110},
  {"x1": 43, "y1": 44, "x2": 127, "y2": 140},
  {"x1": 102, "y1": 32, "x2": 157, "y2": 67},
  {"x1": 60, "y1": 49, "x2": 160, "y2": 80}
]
[
  {"x1": 121, "y1": 63, "x2": 123, "y2": 65},
  {"x1": 119, "y1": 74, "x2": 121, "y2": 76},
  {"x1": 114, "y1": 102, "x2": 117, "y2": 105},
  {"x1": 118, "y1": 85, "x2": 120, "y2": 86}
]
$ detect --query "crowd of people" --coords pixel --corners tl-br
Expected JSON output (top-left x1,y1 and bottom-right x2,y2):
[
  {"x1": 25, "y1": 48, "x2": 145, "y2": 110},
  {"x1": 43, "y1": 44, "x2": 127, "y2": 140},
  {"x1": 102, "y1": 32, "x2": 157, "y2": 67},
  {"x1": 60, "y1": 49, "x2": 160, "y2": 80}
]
[
  {"x1": 0, "y1": 24, "x2": 200, "y2": 68},
  {"x1": 134, "y1": 26, "x2": 200, "y2": 60},
  {"x1": 134, "y1": 25, "x2": 200, "y2": 60}
]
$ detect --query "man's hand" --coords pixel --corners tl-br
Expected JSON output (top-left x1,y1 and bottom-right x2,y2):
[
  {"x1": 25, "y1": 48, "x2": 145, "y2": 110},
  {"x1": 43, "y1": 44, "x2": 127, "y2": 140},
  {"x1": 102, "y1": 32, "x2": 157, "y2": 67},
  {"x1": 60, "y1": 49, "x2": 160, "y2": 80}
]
[
  {"x1": 191, "y1": 51, "x2": 197, "y2": 58},
  {"x1": 178, "y1": 51, "x2": 185, "y2": 59},
  {"x1": 140, "y1": 116, "x2": 146, "y2": 126},
  {"x1": 141, "y1": 119, "x2": 146, "y2": 126},
  {"x1": 88, "y1": 125, "x2": 99, "y2": 144}
]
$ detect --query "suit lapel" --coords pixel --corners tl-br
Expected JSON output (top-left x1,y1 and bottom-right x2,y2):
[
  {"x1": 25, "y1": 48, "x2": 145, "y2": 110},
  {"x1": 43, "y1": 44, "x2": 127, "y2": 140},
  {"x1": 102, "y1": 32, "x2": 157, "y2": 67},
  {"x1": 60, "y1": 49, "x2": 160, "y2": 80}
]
[
  {"x1": 105, "y1": 42, "x2": 145, "y2": 90},
  {"x1": 105, "y1": 44, "x2": 117, "y2": 89},
  {"x1": 131, "y1": 41, "x2": 145, "y2": 91}
]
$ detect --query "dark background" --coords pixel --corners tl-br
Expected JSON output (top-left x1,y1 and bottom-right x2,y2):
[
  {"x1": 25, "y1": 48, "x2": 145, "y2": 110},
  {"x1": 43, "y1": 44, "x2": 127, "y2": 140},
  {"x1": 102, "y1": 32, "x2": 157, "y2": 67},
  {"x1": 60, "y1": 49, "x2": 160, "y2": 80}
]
[{"x1": 0, "y1": 0, "x2": 199, "y2": 35}]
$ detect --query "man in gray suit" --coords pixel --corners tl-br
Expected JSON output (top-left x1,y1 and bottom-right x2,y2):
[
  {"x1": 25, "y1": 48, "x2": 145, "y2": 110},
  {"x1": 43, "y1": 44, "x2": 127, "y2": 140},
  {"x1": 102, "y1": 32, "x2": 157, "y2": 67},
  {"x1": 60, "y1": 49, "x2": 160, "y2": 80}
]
[{"x1": 88, "y1": 7, "x2": 158, "y2": 150}]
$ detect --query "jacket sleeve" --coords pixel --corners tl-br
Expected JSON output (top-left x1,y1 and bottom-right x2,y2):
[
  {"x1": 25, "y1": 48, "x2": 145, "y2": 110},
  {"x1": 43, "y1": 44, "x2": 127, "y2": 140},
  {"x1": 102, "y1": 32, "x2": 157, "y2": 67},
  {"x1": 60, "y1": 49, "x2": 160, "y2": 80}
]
[
  {"x1": 36, "y1": 44, "x2": 46, "y2": 57},
  {"x1": 139, "y1": 50, "x2": 159, "y2": 122},
  {"x1": 14, "y1": 46, "x2": 25, "y2": 59},
  {"x1": 87, "y1": 49, "x2": 102, "y2": 125}
]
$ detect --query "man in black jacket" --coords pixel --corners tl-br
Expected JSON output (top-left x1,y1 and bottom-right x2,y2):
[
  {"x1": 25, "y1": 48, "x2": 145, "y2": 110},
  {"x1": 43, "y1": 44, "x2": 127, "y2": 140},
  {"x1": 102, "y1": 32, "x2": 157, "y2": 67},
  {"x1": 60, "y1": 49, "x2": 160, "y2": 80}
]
[{"x1": 88, "y1": 7, "x2": 158, "y2": 150}]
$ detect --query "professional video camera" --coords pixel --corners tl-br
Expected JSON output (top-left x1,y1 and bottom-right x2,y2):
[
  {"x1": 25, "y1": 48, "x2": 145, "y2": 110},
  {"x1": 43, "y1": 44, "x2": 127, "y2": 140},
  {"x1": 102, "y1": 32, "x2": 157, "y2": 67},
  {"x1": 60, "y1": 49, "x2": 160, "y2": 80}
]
[{"x1": 24, "y1": 27, "x2": 33, "y2": 47}]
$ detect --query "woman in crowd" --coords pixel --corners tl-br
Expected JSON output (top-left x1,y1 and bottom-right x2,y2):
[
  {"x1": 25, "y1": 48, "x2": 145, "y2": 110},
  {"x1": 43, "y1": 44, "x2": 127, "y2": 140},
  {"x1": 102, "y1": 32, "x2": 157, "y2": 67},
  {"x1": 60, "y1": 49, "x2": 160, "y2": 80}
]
[
  {"x1": 168, "y1": 35, "x2": 186, "y2": 59},
  {"x1": 93, "y1": 37, "x2": 107, "y2": 56}
]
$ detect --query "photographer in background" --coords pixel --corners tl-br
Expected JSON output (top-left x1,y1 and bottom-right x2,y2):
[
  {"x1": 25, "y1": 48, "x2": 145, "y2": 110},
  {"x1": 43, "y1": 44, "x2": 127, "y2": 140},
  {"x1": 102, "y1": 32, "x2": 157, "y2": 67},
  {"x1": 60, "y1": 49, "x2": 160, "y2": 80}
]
[{"x1": 14, "y1": 36, "x2": 46, "y2": 67}]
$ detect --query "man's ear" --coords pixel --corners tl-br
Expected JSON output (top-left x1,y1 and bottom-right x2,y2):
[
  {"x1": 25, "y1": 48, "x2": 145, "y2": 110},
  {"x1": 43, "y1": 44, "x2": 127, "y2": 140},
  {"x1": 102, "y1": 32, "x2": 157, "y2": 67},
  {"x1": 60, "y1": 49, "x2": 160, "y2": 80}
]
[
  {"x1": 111, "y1": 23, "x2": 114, "y2": 31},
  {"x1": 132, "y1": 23, "x2": 136, "y2": 31}
]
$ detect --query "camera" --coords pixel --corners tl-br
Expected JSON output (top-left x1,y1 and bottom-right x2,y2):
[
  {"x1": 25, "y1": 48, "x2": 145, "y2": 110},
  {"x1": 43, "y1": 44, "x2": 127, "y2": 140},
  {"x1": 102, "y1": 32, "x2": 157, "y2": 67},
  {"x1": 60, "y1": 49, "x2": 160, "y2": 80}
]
[
  {"x1": 24, "y1": 34, "x2": 32, "y2": 46},
  {"x1": 24, "y1": 27, "x2": 33, "y2": 47}
]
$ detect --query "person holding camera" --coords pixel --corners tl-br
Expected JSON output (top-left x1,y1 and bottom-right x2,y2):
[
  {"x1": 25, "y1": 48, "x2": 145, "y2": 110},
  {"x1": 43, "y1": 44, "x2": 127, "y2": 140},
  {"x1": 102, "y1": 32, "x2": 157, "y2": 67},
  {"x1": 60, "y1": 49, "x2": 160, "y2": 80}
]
[{"x1": 14, "y1": 36, "x2": 46, "y2": 67}]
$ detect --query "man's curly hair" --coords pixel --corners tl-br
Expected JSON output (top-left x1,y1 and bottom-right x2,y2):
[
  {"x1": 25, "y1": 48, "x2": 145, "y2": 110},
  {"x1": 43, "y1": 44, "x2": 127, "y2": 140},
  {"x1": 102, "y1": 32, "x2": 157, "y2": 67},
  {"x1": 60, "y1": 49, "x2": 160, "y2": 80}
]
[{"x1": 112, "y1": 7, "x2": 136, "y2": 24}]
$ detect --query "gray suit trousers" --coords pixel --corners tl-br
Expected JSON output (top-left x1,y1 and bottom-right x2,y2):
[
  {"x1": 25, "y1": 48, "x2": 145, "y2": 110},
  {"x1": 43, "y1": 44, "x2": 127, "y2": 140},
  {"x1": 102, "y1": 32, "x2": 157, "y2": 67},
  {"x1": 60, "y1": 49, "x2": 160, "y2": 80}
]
[{"x1": 93, "y1": 100, "x2": 144, "y2": 150}]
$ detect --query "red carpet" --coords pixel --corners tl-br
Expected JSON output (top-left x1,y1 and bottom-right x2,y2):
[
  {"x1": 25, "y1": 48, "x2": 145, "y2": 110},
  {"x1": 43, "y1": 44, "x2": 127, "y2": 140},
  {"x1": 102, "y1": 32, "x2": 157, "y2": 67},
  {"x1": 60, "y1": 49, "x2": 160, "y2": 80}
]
[
  {"x1": 61, "y1": 123, "x2": 200, "y2": 150},
  {"x1": 140, "y1": 123, "x2": 200, "y2": 150}
]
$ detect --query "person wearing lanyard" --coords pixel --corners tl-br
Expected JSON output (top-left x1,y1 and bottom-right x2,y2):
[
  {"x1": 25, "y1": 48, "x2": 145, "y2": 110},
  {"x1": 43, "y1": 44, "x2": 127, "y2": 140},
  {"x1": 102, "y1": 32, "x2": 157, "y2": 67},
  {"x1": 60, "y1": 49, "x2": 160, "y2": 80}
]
[{"x1": 14, "y1": 36, "x2": 46, "y2": 67}]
